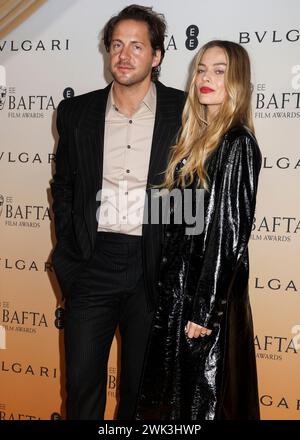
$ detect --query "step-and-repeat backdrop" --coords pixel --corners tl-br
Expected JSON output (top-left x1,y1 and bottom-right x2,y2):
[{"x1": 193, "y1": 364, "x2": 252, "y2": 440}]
[{"x1": 0, "y1": 0, "x2": 299, "y2": 420}]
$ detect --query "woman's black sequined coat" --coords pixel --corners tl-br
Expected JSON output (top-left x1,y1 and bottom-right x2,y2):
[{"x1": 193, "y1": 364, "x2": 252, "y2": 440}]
[{"x1": 136, "y1": 126, "x2": 262, "y2": 420}]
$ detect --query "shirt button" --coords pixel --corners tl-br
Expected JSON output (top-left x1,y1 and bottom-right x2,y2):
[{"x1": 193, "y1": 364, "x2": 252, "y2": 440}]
[
  {"x1": 127, "y1": 145, "x2": 131, "y2": 149},
  {"x1": 126, "y1": 169, "x2": 130, "y2": 173},
  {"x1": 122, "y1": 216, "x2": 126, "y2": 220},
  {"x1": 125, "y1": 191, "x2": 128, "y2": 195},
  {"x1": 162, "y1": 257, "x2": 167, "y2": 263},
  {"x1": 166, "y1": 231, "x2": 171, "y2": 238},
  {"x1": 158, "y1": 281, "x2": 162, "y2": 287},
  {"x1": 129, "y1": 120, "x2": 133, "y2": 124}
]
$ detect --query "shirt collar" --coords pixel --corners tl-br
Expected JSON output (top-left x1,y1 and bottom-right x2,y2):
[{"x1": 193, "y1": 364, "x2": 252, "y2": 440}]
[
  {"x1": 107, "y1": 81, "x2": 156, "y2": 115},
  {"x1": 142, "y1": 81, "x2": 156, "y2": 114}
]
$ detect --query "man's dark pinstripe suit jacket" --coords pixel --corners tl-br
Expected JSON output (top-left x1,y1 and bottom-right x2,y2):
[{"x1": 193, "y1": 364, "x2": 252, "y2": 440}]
[{"x1": 51, "y1": 81, "x2": 186, "y2": 309}]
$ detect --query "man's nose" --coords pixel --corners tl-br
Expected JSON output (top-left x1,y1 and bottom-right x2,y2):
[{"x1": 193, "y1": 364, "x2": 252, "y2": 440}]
[{"x1": 119, "y1": 45, "x2": 131, "y2": 59}]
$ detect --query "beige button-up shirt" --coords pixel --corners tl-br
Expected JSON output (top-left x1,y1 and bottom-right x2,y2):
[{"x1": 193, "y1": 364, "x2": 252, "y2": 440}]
[{"x1": 97, "y1": 82, "x2": 156, "y2": 235}]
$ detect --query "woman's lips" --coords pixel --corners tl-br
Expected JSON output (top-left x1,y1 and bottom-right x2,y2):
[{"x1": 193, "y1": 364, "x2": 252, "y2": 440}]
[{"x1": 200, "y1": 87, "x2": 214, "y2": 93}]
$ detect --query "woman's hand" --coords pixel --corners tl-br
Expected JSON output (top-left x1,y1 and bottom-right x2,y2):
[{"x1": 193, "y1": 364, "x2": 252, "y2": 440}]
[{"x1": 185, "y1": 320, "x2": 212, "y2": 338}]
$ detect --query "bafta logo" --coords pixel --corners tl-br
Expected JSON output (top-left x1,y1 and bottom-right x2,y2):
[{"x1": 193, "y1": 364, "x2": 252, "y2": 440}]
[
  {"x1": 0, "y1": 65, "x2": 6, "y2": 110},
  {"x1": 0, "y1": 195, "x2": 4, "y2": 217},
  {"x1": 0, "y1": 86, "x2": 6, "y2": 110}
]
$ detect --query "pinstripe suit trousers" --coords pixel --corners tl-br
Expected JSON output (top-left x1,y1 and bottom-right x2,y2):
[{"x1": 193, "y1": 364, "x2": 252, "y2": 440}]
[{"x1": 64, "y1": 232, "x2": 153, "y2": 420}]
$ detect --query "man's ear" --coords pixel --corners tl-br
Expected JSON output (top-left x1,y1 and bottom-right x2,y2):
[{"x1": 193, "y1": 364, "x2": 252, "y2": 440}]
[{"x1": 152, "y1": 49, "x2": 162, "y2": 68}]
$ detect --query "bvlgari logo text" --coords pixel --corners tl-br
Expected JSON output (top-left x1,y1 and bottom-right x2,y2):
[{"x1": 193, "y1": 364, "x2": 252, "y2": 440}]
[
  {"x1": 0, "y1": 152, "x2": 55, "y2": 164},
  {"x1": 0, "y1": 39, "x2": 70, "y2": 52},
  {"x1": 253, "y1": 277, "x2": 297, "y2": 294},
  {"x1": 1, "y1": 361, "x2": 57, "y2": 378},
  {"x1": 0, "y1": 258, "x2": 53, "y2": 272},
  {"x1": 262, "y1": 157, "x2": 300, "y2": 170},
  {"x1": 239, "y1": 29, "x2": 300, "y2": 44},
  {"x1": 260, "y1": 395, "x2": 300, "y2": 411}
]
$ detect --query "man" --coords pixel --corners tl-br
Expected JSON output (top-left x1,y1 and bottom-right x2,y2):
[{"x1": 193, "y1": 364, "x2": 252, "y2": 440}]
[{"x1": 51, "y1": 5, "x2": 185, "y2": 420}]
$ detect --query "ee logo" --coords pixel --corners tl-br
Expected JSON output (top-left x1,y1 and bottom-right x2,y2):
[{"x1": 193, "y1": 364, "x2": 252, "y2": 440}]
[
  {"x1": 54, "y1": 307, "x2": 65, "y2": 329},
  {"x1": 185, "y1": 25, "x2": 199, "y2": 51}
]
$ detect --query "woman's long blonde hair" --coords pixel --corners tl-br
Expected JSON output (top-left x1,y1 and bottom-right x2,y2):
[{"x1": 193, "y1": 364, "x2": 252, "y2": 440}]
[{"x1": 164, "y1": 40, "x2": 254, "y2": 189}]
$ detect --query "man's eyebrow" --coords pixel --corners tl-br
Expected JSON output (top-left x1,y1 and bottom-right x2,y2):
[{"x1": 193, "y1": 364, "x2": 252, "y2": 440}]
[{"x1": 111, "y1": 38, "x2": 145, "y2": 45}]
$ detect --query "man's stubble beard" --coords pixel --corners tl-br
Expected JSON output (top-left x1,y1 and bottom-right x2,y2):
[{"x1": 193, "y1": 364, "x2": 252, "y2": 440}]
[{"x1": 110, "y1": 63, "x2": 153, "y2": 87}]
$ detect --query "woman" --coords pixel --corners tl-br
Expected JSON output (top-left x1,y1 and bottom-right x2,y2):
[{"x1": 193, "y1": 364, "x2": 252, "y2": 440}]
[{"x1": 136, "y1": 40, "x2": 261, "y2": 420}]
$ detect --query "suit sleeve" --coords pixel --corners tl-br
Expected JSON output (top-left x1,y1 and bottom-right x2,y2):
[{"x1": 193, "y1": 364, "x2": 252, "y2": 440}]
[
  {"x1": 51, "y1": 100, "x2": 74, "y2": 245},
  {"x1": 189, "y1": 135, "x2": 261, "y2": 329}
]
